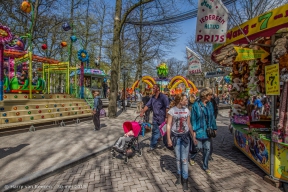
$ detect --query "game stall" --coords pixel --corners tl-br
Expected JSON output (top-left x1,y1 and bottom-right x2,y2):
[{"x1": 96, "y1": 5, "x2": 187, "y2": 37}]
[
  {"x1": 69, "y1": 68, "x2": 108, "y2": 98},
  {"x1": 211, "y1": 4, "x2": 288, "y2": 184}
]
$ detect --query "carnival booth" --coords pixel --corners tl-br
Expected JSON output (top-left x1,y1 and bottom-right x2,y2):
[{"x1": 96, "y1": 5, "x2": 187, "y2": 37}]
[
  {"x1": 211, "y1": 4, "x2": 288, "y2": 184},
  {"x1": 69, "y1": 68, "x2": 108, "y2": 98}
]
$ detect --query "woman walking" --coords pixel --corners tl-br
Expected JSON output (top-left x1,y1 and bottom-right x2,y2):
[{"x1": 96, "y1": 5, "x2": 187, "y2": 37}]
[
  {"x1": 166, "y1": 93, "x2": 195, "y2": 191},
  {"x1": 189, "y1": 87, "x2": 217, "y2": 174}
]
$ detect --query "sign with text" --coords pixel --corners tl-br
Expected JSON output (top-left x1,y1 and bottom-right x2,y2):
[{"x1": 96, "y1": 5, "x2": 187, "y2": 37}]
[
  {"x1": 186, "y1": 47, "x2": 202, "y2": 74},
  {"x1": 214, "y1": 3, "x2": 288, "y2": 51},
  {"x1": 234, "y1": 47, "x2": 270, "y2": 61},
  {"x1": 196, "y1": 0, "x2": 229, "y2": 43},
  {"x1": 205, "y1": 71, "x2": 229, "y2": 78},
  {"x1": 265, "y1": 64, "x2": 280, "y2": 95}
]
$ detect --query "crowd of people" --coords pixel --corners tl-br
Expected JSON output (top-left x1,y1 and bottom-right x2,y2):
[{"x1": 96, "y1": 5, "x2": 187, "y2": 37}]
[
  {"x1": 135, "y1": 85, "x2": 218, "y2": 191},
  {"x1": 93, "y1": 85, "x2": 219, "y2": 191}
]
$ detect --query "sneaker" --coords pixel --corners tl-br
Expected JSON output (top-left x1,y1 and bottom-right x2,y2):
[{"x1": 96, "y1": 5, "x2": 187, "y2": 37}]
[
  {"x1": 147, "y1": 148, "x2": 155, "y2": 153},
  {"x1": 205, "y1": 170, "x2": 211, "y2": 174},
  {"x1": 189, "y1": 160, "x2": 195, "y2": 166}
]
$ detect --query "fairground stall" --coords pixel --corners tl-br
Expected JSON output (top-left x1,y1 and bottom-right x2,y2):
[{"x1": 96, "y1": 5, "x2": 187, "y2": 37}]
[
  {"x1": 69, "y1": 68, "x2": 108, "y2": 98},
  {"x1": 211, "y1": 4, "x2": 288, "y2": 186}
]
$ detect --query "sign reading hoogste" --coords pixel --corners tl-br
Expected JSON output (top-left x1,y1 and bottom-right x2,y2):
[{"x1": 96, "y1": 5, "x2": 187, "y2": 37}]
[
  {"x1": 186, "y1": 47, "x2": 202, "y2": 74},
  {"x1": 196, "y1": 0, "x2": 229, "y2": 44}
]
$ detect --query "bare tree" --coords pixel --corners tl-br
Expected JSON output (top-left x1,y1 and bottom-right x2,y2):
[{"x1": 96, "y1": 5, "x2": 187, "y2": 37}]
[
  {"x1": 108, "y1": 0, "x2": 154, "y2": 118},
  {"x1": 166, "y1": 57, "x2": 186, "y2": 78}
]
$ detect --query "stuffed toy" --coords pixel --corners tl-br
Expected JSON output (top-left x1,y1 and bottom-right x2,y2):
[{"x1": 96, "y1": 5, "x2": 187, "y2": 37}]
[
  {"x1": 232, "y1": 78, "x2": 242, "y2": 91},
  {"x1": 280, "y1": 68, "x2": 288, "y2": 82},
  {"x1": 272, "y1": 35, "x2": 288, "y2": 63}
]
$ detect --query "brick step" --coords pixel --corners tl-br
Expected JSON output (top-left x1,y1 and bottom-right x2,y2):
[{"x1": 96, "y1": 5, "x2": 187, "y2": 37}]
[
  {"x1": 3, "y1": 94, "x2": 76, "y2": 100},
  {"x1": 0, "y1": 102, "x2": 88, "y2": 112},
  {"x1": 1, "y1": 98, "x2": 86, "y2": 105},
  {"x1": 0, "y1": 113, "x2": 92, "y2": 129},
  {"x1": 0, "y1": 109, "x2": 92, "y2": 124},
  {"x1": 0, "y1": 106, "x2": 91, "y2": 117}
]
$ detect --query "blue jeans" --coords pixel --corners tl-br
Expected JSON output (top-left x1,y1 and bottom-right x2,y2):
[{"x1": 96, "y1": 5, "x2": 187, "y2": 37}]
[
  {"x1": 174, "y1": 137, "x2": 190, "y2": 179},
  {"x1": 150, "y1": 122, "x2": 161, "y2": 149},
  {"x1": 190, "y1": 139, "x2": 211, "y2": 170}
]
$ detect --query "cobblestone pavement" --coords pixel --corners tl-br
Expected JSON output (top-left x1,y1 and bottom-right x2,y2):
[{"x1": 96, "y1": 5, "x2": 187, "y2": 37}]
[{"x1": 24, "y1": 115, "x2": 282, "y2": 192}]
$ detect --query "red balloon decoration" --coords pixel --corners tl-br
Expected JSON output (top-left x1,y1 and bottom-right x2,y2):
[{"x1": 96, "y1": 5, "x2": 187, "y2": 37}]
[{"x1": 41, "y1": 44, "x2": 47, "y2": 50}]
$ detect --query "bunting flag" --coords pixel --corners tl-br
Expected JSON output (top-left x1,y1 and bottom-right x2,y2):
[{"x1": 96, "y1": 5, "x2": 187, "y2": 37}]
[
  {"x1": 195, "y1": 0, "x2": 229, "y2": 44},
  {"x1": 186, "y1": 47, "x2": 202, "y2": 74}
]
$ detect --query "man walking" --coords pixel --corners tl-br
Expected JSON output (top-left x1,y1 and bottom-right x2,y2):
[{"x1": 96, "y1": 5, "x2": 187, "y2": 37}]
[
  {"x1": 140, "y1": 84, "x2": 170, "y2": 152},
  {"x1": 92, "y1": 90, "x2": 101, "y2": 131}
]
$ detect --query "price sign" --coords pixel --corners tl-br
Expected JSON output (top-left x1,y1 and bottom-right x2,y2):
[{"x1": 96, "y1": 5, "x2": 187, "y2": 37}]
[{"x1": 265, "y1": 64, "x2": 280, "y2": 95}]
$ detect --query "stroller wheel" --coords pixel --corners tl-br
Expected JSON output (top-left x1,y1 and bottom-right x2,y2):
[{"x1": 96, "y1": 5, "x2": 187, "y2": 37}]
[
  {"x1": 138, "y1": 149, "x2": 142, "y2": 157},
  {"x1": 112, "y1": 151, "x2": 116, "y2": 159},
  {"x1": 124, "y1": 156, "x2": 129, "y2": 163}
]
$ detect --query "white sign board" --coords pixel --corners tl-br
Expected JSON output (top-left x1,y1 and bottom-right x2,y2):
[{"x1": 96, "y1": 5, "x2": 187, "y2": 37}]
[
  {"x1": 186, "y1": 47, "x2": 202, "y2": 74},
  {"x1": 196, "y1": 0, "x2": 229, "y2": 44}
]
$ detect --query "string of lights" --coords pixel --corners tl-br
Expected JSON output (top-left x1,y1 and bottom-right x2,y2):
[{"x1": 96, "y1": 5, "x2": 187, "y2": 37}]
[{"x1": 125, "y1": 0, "x2": 236, "y2": 26}]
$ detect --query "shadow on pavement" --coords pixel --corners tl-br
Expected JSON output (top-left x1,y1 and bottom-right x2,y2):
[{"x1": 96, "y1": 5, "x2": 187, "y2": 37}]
[{"x1": 0, "y1": 144, "x2": 30, "y2": 159}]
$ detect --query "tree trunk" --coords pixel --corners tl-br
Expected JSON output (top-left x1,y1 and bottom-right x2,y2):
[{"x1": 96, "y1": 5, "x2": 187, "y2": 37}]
[
  {"x1": 69, "y1": 0, "x2": 74, "y2": 67},
  {"x1": 108, "y1": 0, "x2": 122, "y2": 118}
]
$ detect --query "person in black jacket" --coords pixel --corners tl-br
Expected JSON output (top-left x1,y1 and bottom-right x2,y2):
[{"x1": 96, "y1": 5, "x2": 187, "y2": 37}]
[{"x1": 142, "y1": 91, "x2": 151, "y2": 123}]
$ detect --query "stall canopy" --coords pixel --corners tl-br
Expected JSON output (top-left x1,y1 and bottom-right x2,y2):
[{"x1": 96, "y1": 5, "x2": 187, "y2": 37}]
[
  {"x1": 70, "y1": 68, "x2": 106, "y2": 76},
  {"x1": 212, "y1": 4, "x2": 288, "y2": 63},
  {"x1": 4, "y1": 49, "x2": 60, "y2": 64}
]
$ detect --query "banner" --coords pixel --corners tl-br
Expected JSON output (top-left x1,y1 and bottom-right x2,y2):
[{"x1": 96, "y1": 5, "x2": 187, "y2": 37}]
[
  {"x1": 214, "y1": 3, "x2": 288, "y2": 51},
  {"x1": 234, "y1": 47, "x2": 270, "y2": 61},
  {"x1": 196, "y1": 0, "x2": 229, "y2": 43},
  {"x1": 265, "y1": 64, "x2": 280, "y2": 95},
  {"x1": 186, "y1": 47, "x2": 202, "y2": 74}
]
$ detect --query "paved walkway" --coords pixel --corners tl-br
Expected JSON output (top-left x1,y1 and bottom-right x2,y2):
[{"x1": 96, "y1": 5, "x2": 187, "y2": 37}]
[
  {"x1": 9, "y1": 111, "x2": 282, "y2": 192},
  {"x1": 0, "y1": 108, "x2": 139, "y2": 191}
]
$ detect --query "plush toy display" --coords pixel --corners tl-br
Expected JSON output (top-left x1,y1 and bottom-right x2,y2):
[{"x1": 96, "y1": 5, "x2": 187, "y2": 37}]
[
  {"x1": 272, "y1": 35, "x2": 288, "y2": 63},
  {"x1": 232, "y1": 77, "x2": 242, "y2": 91}
]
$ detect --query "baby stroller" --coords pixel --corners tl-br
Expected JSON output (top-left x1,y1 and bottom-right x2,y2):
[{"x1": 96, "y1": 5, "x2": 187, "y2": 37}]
[{"x1": 111, "y1": 116, "x2": 143, "y2": 163}]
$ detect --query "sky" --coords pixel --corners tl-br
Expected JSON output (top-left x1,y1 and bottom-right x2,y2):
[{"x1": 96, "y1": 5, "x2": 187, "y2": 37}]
[{"x1": 169, "y1": 17, "x2": 198, "y2": 62}]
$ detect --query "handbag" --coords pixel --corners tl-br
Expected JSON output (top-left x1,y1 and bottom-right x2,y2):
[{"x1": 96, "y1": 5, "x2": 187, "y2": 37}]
[
  {"x1": 198, "y1": 102, "x2": 216, "y2": 138},
  {"x1": 206, "y1": 128, "x2": 216, "y2": 138}
]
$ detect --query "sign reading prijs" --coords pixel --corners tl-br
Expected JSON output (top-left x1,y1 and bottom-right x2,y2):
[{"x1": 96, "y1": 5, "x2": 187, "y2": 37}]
[
  {"x1": 234, "y1": 47, "x2": 270, "y2": 61},
  {"x1": 265, "y1": 64, "x2": 280, "y2": 95}
]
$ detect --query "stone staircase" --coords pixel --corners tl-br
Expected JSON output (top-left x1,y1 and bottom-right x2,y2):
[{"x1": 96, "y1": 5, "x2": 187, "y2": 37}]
[{"x1": 0, "y1": 94, "x2": 92, "y2": 130}]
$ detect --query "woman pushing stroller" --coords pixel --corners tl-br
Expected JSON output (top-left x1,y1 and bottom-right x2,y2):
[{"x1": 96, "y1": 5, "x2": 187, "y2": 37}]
[{"x1": 166, "y1": 93, "x2": 196, "y2": 191}]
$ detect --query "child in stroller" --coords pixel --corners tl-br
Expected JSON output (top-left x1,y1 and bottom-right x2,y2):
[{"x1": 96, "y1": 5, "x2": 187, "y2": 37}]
[{"x1": 111, "y1": 118, "x2": 142, "y2": 163}]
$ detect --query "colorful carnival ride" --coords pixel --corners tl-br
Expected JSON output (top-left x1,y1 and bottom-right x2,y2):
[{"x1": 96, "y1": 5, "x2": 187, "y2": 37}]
[
  {"x1": 131, "y1": 75, "x2": 198, "y2": 94},
  {"x1": 2, "y1": 35, "x2": 59, "y2": 94},
  {"x1": 130, "y1": 63, "x2": 198, "y2": 95}
]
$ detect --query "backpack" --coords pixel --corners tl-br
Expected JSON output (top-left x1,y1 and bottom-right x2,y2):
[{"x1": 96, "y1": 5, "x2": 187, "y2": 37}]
[{"x1": 97, "y1": 98, "x2": 103, "y2": 110}]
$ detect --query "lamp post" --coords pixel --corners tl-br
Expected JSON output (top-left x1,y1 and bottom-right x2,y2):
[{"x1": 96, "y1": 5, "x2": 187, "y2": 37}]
[{"x1": 121, "y1": 66, "x2": 128, "y2": 111}]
